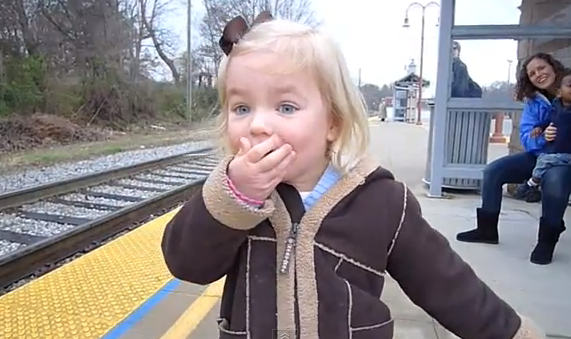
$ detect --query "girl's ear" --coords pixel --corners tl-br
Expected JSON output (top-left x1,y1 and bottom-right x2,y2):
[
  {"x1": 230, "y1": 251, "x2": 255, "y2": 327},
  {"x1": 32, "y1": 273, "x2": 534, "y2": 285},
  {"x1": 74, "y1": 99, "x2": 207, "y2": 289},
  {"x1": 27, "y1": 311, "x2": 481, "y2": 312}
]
[
  {"x1": 557, "y1": 88, "x2": 562, "y2": 97},
  {"x1": 326, "y1": 115, "x2": 340, "y2": 142}
]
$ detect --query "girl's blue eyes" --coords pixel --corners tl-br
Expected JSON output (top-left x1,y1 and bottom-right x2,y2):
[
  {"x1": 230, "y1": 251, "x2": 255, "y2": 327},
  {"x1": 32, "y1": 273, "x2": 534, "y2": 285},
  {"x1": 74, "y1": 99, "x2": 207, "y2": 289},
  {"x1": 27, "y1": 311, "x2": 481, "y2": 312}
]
[
  {"x1": 236, "y1": 105, "x2": 250, "y2": 115},
  {"x1": 278, "y1": 104, "x2": 297, "y2": 114},
  {"x1": 233, "y1": 104, "x2": 298, "y2": 115}
]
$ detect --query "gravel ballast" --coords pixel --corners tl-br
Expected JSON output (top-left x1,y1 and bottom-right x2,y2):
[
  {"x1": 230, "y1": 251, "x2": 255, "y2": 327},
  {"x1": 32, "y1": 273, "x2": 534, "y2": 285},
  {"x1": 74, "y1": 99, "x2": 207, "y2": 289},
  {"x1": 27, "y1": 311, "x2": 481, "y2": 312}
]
[
  {"x1": 0, "y1": 214, "x2": 76, "y2": 237},
  {"x1": 0, "y1": 140, "x2": 213, "y2": 193},
  {"x1": 0, "y1": 240, "x2": 26, "y2": 256},
  {"x1": 0, "y1": 142, "x2": 218, "y2": 265}
]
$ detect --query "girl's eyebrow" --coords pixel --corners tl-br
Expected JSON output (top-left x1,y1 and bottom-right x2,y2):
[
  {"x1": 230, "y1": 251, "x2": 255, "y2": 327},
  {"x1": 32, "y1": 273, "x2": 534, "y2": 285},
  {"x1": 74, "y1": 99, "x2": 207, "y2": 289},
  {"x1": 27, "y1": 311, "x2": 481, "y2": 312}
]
[
  {"x1": 228, "y1": 85, "x2": 306, "y2": 96},
  {"x1": 226, "y1": 84, "x2": 309, "y2": 104},
  {"x1": 272, "y1": 84, "x2": 299, "y2": 94},
  {"x1": 227, "y1": 87, "x2": 248, "y2": 96},
  {"x1": 271, "y1": 85, "x2": 308, "y2": 101}
]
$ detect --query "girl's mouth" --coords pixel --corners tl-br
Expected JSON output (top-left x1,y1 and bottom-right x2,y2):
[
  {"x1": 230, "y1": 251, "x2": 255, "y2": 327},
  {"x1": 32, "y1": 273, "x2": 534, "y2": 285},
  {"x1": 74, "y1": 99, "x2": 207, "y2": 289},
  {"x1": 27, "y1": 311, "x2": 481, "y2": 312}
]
[{"x1": 537, "y1": 75, "x2": 547, "y2": 84}]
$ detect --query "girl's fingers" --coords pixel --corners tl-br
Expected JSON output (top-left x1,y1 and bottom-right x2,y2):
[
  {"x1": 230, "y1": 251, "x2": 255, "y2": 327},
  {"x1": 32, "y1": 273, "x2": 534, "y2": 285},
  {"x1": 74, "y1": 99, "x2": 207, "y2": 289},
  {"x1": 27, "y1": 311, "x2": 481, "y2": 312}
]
[
  {"x1": 246, "y1": 136, "x2": 281, "y2": 163},
  {"x1": 244, "y1": 135, "x2": 287, "y2": 164},
  {"x1": 267, "y1": 176, "x2": 283, "y2": 190},
  {"x1": 256, "y1": 144, "x2": 293, "y2": 172},
  {"x1": 237, "y1": 137, "x2": 251, "y2": 156},
  {"x1": 258, "y1": 151, "x2": 296, "y2": 188},
  {"x1": 274, "y1": 151, "x2": 296, "y2": 173}
]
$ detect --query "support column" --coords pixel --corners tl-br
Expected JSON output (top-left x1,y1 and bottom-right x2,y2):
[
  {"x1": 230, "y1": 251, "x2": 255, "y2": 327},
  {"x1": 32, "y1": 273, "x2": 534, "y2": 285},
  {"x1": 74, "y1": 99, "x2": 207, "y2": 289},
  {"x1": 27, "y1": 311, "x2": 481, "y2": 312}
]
[
  {"x1": 490, "y1": 113, "x2": 509, "y2": 143},
  {"x1": 427, "y1": 0, "x2": 454, "y2": 198}
]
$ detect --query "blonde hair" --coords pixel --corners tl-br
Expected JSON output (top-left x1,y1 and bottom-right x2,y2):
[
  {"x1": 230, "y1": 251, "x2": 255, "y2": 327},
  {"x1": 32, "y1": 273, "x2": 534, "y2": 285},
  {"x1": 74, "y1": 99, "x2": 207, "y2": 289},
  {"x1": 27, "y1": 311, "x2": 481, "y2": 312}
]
[{"x1": 215, "y1": 19, "x2": 370, "y2": 173}]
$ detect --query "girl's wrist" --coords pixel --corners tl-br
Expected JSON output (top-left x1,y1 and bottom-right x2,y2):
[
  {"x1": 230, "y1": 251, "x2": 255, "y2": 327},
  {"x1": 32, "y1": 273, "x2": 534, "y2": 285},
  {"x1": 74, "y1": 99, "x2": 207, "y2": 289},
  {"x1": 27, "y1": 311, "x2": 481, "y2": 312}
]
[{"x1": 225, "y1": 176, "x2": 264, "y2": 206}]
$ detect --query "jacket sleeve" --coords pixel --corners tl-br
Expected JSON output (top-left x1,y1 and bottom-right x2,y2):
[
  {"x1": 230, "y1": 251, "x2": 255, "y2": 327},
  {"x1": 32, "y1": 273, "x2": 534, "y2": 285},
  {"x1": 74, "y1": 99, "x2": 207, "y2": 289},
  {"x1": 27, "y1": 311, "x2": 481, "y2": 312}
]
[
  {"x1": 161, "y1": 156, "x2": 276, "y2": 285},
  {"x1": 386, "y1": 186, "x2": 544, "y2": 339},
  {"x1": 451, "y1": 59, "x2": 469, "y2": 98},
  {"x1": 520, "y1": 100, "x2": 548, "y2": 152}
]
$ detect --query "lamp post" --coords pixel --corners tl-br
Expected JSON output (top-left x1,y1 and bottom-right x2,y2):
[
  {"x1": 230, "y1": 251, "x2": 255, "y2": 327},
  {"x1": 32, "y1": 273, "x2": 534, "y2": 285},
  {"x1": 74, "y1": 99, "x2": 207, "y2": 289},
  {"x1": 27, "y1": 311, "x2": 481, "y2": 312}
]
[{"x1": 403, "y1": 1, "x2": 440, "y2": 125}]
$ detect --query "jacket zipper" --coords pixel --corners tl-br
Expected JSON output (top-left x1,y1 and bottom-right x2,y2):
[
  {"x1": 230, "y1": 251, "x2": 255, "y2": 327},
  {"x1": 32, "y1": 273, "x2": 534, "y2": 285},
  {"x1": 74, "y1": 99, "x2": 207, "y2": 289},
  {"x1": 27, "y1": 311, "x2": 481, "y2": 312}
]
[{"x1": 279, "y1": 222, "x2": 299, "y2": 275}]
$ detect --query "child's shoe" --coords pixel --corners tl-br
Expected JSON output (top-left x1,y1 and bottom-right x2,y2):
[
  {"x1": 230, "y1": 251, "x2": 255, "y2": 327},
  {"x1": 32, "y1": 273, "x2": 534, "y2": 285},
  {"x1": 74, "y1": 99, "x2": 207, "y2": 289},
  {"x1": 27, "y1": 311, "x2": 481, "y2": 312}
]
[
  {"x1": 525, "y1": 187, "x2": 542, "y2": 203},
  {"x1": 514, "y1": 183, "x2": 533, "y2": 200}
]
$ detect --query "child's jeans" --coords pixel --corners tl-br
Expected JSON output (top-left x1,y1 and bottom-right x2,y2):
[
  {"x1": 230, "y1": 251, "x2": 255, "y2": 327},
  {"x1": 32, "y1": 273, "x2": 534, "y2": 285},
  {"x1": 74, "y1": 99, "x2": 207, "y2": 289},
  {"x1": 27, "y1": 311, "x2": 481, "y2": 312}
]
[{"x1": 532, "y1": 153, "x2": 571, "y2": 180}]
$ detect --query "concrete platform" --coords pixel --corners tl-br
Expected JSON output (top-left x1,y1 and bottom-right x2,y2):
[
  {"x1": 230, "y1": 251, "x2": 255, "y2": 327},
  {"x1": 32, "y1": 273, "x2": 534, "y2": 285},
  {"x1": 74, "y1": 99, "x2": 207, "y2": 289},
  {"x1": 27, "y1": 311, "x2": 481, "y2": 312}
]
[
  {"x1": 117, "y1": 280, "x2": 209, "y2": 339},
  {"x1": 120, "y1": 122, "x2": 571, "y2": 338},
  {"x1": 369, "y1": 122, "x2": 571, "y2": 338},
  {"x1": 0, "y1": 207, "x2": 185, "y2": 339}
]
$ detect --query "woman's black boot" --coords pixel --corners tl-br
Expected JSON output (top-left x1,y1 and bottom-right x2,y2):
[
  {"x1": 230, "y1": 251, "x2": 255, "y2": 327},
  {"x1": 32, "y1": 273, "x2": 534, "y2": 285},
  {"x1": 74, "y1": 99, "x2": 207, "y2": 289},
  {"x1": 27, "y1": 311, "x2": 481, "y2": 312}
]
[
  {"x1": 456, "y1": 208, "x2": 500, "y2": 244},
  {"x1": 530, "y1": 218, "x2": 566, "y2": 265}
]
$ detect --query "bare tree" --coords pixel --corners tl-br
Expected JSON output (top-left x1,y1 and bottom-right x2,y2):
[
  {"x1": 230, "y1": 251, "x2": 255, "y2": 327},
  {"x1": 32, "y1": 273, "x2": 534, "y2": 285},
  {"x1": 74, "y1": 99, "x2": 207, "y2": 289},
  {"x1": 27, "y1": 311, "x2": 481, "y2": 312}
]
[
  {"x1": 0, "y1": 0, "x2": 218, "y2": 131},
  {"x1": 196, "y1": 0, "x2": 318, "y2": 77},
  {"x1": 138, "y1": 0, "x2": 181, "y2": 84}
]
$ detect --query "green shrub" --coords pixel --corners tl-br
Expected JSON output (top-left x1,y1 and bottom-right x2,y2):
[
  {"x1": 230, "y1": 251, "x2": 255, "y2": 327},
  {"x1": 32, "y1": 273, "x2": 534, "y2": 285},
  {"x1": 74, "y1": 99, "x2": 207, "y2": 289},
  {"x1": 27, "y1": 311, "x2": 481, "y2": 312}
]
[{"x1": 0, "y1": 55, "x2": 46, "y2": 116}]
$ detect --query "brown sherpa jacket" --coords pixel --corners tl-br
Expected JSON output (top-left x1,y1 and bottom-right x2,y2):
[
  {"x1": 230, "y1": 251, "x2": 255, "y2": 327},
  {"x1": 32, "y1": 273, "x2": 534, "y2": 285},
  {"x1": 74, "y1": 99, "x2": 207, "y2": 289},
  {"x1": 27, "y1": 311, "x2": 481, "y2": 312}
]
[{"x1": 161, "y1": 156, "x2": 544, "y2": 339}]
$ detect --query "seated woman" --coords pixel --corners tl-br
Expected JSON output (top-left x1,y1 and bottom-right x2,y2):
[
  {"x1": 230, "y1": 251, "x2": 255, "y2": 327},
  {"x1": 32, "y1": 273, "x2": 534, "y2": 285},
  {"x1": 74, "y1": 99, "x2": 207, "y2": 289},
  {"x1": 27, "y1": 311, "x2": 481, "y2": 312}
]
[
  {"x1": 456, "y1": 53, "x2": 569, "y2": 265},
  {"x1": 515, "y1": 68, "x2": 571, "y2": 200}
]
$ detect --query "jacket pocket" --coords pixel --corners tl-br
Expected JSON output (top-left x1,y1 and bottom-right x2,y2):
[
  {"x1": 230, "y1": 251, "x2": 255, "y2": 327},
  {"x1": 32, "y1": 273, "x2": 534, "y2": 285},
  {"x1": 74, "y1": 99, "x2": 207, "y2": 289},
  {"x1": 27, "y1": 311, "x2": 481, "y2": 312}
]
[
  {"x1": 217, "y1": 318, "x2": 248, "y2": 338},
  {"x1": 343, "y1": 280, "x2": 394, "y2": 338},
  {"x1": 350, "y1": 319, "x2": 394, "y2": 338}
]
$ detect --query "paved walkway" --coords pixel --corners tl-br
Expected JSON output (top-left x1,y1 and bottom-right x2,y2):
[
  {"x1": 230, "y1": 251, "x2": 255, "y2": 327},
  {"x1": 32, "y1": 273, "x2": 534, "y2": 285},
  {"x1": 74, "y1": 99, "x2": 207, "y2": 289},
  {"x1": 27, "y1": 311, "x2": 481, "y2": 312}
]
[
  {"x1": 132, "y1": 121, "x2": 570, "y2": 339},
  {"x1": 367, "y1": 121, "x2": 571, "y2": 338}
]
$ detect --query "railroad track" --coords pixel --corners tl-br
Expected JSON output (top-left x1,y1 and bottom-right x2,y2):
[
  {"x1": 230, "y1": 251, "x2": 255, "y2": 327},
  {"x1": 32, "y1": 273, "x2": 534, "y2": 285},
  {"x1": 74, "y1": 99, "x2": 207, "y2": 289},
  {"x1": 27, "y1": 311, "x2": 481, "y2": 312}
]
[{"x1": 0, "y1": 147, "x2": 219, "y2": 290}]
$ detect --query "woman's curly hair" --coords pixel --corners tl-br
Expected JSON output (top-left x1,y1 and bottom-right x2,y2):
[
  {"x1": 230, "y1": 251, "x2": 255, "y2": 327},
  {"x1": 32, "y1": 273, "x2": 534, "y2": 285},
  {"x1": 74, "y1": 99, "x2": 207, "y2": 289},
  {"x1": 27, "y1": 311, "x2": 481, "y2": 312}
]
[{"x1": 514, "y1": 52, "x2": 566, "y2": 102}]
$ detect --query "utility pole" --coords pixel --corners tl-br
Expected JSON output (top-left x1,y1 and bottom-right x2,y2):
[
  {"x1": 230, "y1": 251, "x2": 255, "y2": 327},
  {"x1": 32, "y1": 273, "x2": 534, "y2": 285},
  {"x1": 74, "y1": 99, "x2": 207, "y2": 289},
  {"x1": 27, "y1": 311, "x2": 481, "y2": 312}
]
[
  {"x1": 507, "y1": 59, "x2": 513, "y2": 84},
  {"x1": 358, "y1": 68, "x2": 362, "y2": 88},
  {"x1": 0, "y1": 54, "x2": 4, "y2": 87},
  {"x1": 187, "y1": 0, "x2": 193, "y2": 120}
]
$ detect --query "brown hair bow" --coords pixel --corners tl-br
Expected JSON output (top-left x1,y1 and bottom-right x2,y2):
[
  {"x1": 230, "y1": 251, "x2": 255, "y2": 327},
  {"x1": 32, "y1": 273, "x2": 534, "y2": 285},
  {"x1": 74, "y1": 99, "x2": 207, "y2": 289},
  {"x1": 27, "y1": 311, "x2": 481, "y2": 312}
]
[{"x1": 219, "y1": 11, "x2": 274, "y2": 56}]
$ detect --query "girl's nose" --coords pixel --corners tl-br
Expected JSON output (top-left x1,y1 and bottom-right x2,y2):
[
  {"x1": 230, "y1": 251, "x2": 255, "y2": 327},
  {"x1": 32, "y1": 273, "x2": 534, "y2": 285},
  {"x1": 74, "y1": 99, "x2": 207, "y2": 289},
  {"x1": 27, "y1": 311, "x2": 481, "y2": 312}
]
[{"x1": 249, "y1": 111, "x2": 273, "y2": 136}]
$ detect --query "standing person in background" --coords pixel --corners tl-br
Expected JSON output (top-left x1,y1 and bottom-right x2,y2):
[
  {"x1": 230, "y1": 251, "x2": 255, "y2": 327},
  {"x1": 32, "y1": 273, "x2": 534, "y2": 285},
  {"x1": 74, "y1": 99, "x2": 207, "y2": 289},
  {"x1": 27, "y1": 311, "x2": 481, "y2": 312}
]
[{"x1": 378, "y1": 99, "x2": 387, "y2": 121}]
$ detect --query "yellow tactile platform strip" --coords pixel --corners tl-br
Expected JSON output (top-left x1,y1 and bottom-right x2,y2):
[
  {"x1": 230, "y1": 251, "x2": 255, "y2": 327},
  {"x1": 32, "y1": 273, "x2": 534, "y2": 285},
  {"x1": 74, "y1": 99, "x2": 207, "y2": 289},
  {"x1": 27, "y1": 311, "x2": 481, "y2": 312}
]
[{"x1": 0, "y1": 207, "x2": 181, "y2": 339}]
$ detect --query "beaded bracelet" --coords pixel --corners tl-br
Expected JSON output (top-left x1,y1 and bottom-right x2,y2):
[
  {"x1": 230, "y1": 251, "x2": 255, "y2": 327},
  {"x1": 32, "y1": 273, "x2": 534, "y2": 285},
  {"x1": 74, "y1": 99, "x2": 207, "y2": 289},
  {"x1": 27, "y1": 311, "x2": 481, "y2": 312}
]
[{"x1": 225, "y1": 176, "x2": 264, "y2": 206}]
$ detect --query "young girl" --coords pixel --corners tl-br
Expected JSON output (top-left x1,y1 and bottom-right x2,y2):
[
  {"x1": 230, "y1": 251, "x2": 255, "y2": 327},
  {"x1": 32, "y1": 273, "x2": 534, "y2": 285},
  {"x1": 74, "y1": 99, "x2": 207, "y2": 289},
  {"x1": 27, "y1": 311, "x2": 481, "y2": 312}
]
[{"x1": 161, "y1": 13, "x2": 544, "y2": 339}]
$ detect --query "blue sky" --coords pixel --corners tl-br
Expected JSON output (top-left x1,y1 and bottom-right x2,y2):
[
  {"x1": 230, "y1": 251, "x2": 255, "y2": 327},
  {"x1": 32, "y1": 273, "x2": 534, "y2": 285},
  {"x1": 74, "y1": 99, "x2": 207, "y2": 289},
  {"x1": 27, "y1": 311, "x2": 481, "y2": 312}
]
[{"x1": 166, "y1": 0, "x2": 521, "y2": 97}]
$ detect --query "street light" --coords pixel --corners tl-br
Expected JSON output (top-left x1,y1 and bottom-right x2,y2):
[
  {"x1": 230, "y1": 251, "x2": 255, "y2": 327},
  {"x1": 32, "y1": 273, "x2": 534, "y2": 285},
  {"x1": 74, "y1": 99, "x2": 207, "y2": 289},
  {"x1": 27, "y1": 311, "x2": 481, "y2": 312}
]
[
  {"x1": 507, "y1": 59, "x2": 513, "y2": 84},
  {"x1": 403, "y1": 1, "x2": 440, "y2": 125}
]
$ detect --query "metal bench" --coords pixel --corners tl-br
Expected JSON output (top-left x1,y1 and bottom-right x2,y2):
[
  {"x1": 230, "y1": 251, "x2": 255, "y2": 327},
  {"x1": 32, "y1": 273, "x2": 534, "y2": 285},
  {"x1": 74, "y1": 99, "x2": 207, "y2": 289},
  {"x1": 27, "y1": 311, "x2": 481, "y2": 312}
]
[
  {"x1": 424, "y1": 99, "x2": 524, "y2": 192},
  {"x1": 424, "y1": 98, "x2": 523, "y2": 189}
]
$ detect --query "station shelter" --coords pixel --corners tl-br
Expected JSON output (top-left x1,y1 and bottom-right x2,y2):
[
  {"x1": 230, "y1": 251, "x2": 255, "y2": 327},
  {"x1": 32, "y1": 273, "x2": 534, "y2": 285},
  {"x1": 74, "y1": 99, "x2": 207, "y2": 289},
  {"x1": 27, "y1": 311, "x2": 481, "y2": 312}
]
[
  {"x1": 425, "y1": 0, "x2": 571, "y2": 197},
  {"x1": 393, "y1": 59, "x2": 431, "y2": 123}
]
